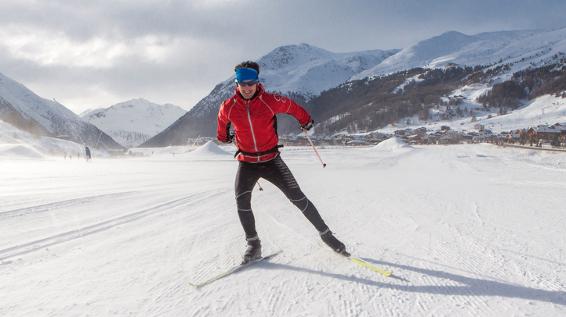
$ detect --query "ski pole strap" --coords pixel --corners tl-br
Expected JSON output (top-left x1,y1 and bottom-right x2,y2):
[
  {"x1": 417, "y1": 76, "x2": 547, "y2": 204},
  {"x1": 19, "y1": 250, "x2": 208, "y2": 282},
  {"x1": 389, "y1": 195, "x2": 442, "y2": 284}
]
[{"x1": 234, "y1": 144, "x2": 284, "y2": 158}]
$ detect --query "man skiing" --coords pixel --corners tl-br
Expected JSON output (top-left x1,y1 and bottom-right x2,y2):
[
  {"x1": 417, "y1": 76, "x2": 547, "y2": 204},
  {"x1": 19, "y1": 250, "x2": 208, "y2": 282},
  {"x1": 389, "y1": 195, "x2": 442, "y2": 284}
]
[{"x1": 217, "y1": 61, "x2": 348, "y2": 264}]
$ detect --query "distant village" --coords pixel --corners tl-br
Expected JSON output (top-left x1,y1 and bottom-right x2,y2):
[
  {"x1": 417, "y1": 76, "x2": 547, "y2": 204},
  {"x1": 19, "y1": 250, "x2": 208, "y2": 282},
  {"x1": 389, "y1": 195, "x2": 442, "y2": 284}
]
[
  {"x1": 278, "y1": 122, "x2": 566, "y2": 150},
  {"x1": 184, "y1": 122, "x2": 566, "y2": 151}
]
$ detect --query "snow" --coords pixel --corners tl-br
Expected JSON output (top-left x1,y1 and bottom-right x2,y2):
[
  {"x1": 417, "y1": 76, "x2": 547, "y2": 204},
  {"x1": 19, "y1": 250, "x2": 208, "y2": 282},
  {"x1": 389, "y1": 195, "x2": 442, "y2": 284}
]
[
  {"x1": 376, "y1": 90, "x2": 566, "y2": 134},
  {"x1": 393, "y1": 73, "x2": 426, "y2": 94},
  {"x1": 187, "y1": 141, "x2": 231, "y2": 157},
  {"x1": 0, "y1": 72, "x2": 122, "y2": 150},
  {"x1": 129, "y1": 142, "x2": 232, "y2": 159},
  {"x1": 0, "y1": 72, "x2": 78, "y2": 132},
  {"x1": 480, "y1": 94, "x2": 566, "y2": 131},
  {"x1": 259, "y1": 44, "x2": 399, "y2": 97},
  {"x1": 370, "y1": 137, "x2": 413, "y2": 152},
  {"x1": 0, "y1": 144, "x2": 44, "y2": 159},
  {"x1": 0, "y1": 119, "x2": 92, "y2": 159},
  {"x1": 1, "y1": 144, "x2": 565, "y2": 316}
]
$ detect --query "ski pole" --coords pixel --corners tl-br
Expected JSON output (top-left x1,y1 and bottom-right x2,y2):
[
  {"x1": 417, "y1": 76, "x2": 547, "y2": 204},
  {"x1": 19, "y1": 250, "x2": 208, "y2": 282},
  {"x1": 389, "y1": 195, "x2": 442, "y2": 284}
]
[
  {"x1": 256, "y1": 180, "x2": 264, "y2": 191},
  {"x1": 303, "y1": 130, "x2": 326, "y2": 168}
]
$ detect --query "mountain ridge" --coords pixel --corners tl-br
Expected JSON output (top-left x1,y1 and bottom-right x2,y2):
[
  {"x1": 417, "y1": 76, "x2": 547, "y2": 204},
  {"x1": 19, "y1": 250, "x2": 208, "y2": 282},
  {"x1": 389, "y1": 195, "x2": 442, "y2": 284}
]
[
  {"x1": 0, "y1": 71, "x2": 123, "y2": 150},
  {"x1": 82, "y1": 98, "x2": 186, "y2": 148}
]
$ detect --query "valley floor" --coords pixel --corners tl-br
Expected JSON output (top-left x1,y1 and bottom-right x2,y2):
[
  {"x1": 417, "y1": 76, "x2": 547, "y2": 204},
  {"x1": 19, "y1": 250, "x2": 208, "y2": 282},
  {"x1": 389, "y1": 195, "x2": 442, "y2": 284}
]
[{"x1": 1, "y1": 143, "x2": 565, "y2": 316}]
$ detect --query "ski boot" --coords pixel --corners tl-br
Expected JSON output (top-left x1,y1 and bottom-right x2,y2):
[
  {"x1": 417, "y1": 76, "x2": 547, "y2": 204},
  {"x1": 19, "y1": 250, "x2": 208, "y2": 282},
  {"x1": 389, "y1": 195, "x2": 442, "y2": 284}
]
[
  {"x1": 320, "y1": 229, "x2": 350, "y2": 256},
  {"x1": 242, "y1": 237, "x2": 262, "y2": 264}
]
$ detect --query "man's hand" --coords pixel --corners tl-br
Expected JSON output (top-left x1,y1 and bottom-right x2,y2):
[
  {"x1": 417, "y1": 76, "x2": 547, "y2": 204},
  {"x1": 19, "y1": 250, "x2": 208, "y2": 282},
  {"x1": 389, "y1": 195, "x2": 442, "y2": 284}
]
[
  {"x1": 301, "y1": 119, "x2": 314, "y2": 131},
  {"x1": 220, "y1": 133, "x2": 234, "y2": 143}
]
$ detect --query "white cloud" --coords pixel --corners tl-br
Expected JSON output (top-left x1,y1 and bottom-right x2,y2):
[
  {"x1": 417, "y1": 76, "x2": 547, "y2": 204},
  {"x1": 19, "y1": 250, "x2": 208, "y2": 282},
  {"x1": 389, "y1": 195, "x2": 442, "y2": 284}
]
[
  {"x1": 0, "y1": 0, "x2": 564, "y2": 114},
  {"x1": 0, "y1": 25, "x2": 128, "y2": 68}
]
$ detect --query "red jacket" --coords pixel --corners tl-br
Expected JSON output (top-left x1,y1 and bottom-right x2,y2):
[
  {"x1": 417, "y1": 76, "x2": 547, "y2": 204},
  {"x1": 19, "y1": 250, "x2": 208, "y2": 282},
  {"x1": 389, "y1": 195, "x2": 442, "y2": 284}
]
[{"x1": 217, "y1": 84, "x2": 311, "y2": 163}]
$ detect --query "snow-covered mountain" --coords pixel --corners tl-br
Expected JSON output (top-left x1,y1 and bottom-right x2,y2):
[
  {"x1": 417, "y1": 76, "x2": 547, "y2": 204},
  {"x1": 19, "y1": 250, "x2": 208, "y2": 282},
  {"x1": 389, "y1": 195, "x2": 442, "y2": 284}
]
[
  {"x1": 140, "y1": 28, "x2": 566, "y2": 147},
  {"x1": 142, "y1": 44, "x2": 398, "y2": 146},
  {"x1": 259, "y1": 44, "x2": 398, "y2": 97},
  {"x1": 0, "y1": 72, "x2": 122, "y2": 150},
  {"x1": 82, "y1": 99, "x2": 186, "y2": 148},
  {"x1": 354, "y1": 27, "x2": 566, "y2": 79}
]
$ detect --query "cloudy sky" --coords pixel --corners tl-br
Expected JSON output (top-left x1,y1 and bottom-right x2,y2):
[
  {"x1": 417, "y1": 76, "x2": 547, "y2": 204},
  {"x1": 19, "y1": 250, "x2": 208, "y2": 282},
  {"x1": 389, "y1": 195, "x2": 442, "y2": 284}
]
[{"x1": 1, "y1": 0, "x2": 565, "y2": 114}]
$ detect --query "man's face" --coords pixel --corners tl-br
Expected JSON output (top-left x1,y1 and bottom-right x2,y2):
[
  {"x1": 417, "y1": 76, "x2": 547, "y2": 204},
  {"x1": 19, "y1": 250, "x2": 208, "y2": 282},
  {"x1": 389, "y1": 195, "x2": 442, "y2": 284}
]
[{"x1": 237, "y1": 82, "x2": 258, "y2": 99}]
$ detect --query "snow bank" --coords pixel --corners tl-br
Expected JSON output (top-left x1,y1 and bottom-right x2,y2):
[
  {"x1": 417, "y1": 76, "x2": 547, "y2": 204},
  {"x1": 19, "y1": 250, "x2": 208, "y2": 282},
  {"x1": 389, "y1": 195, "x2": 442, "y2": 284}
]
[
  {"x1": 0, "y1": 144, "x2": 44, "y2": 159},
  {"x1": 370, "y1": 137, "x2": 413, "y2": 152},
  {"x1": 0, "y1": 119, "x2": 95, "y2": 159},
  {"x1": 188, "y1": 141, "x2": 230, "y2": 157}
]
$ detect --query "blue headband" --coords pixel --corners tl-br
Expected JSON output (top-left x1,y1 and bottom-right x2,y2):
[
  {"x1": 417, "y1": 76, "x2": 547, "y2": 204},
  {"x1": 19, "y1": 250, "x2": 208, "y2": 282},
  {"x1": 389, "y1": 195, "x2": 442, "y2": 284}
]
[{"x1": 235, "y1": 67, "x2": 259, "y2": 83}]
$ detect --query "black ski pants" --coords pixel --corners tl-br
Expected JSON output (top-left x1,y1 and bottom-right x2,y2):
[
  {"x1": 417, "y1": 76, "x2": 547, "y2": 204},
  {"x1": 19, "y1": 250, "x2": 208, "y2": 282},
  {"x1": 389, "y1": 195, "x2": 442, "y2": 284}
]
[{"x1": 235, "y1": 155, "x2": 329, "y2": 240}]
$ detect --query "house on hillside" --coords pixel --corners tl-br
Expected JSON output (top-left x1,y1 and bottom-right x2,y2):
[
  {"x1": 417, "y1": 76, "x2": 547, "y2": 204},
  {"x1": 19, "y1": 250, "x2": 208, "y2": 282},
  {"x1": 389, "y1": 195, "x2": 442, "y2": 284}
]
[
  {"x1": 438, "y1": 130, "x2": 464, "y2": 144},
  {"x1": 535, "y1": 124, "x2": 565, "y2": 147}
]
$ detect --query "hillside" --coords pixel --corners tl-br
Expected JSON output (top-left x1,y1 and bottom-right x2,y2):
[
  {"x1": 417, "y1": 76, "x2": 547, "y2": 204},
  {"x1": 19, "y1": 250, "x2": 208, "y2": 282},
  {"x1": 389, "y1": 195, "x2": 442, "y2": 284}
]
[{"x1": 0, "y1": 72, "x2": 122, "y2": 150}]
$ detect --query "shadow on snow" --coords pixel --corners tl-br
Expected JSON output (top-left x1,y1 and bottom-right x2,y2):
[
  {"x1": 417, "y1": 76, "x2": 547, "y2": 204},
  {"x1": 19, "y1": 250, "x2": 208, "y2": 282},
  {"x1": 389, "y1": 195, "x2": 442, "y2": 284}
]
[{"x1": 251, "y1": 257, "x2": 566, "y2": 306}]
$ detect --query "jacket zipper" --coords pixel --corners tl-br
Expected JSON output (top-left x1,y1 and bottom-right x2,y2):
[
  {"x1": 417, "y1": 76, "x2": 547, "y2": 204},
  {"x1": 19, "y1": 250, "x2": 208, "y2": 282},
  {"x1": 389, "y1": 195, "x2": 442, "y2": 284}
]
[{"x1": 245, "y1": 100, "x2": 260, "y2": 162}]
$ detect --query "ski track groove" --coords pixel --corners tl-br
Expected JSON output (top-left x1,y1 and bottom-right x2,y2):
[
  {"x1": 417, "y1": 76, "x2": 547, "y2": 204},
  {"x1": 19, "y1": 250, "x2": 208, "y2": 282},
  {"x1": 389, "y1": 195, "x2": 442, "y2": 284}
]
[
  {"x1": 451, "y1": 214, "x2": 566, "y2": 307},
  {"x1": 266, "y1": 279, "x2": 288, "y2": 316},
  {"x1": 189, "y1": 254, "x2": 223, "y2": 286},
  {"x1": 433, "y1": 235, "x2": 494, "y2": 315},
  {"x1": 0, "y1": 190, "x2": 222, "y2": 262},
  {"x1": 0, "y1": 191, "x2": 138, "y2": 218},
  {"x1": 471, "y1": 202, "x2": 484, "y2": 227},
  {"x1": 440, "y1": 224, "x2": 518, "y2": 315}
]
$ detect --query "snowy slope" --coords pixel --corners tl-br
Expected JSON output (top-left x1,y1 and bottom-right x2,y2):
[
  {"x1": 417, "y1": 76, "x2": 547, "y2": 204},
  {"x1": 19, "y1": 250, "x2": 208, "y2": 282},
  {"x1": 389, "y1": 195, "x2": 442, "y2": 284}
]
[
  {"x1": 480, "y1": 94, "x2": 566, "y2": 131},
  {"x1": 354, "y1": 27, "x2": 566, "y2": 79},
  {"x1": 377, "y1": 92, "x2": 566, "y2": 134},
  {"x1": 79, "y1": 107, "x2": 104, "y2": 118},
  {"x1": 82, "y1": 99, "x2": 185, "y2": 148},
  {"x1": 0, "y1": 119, "x2": 90, "y2": 159},
  {"x1": 0, "y1": 144, "x2": 565, "y2": 316},
  {"x1": 0, "y1": 72, "x2": 122, "y2": 150},
  {"x1": 0, "y1": 72, "x2": 80, "y2": 131}
]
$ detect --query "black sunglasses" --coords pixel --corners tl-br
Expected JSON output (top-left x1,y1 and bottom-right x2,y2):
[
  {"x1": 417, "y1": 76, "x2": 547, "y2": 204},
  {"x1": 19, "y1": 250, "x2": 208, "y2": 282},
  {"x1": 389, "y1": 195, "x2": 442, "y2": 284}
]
[{"x1": 237, "y1": 81, "x2": 258, "y2": 87}]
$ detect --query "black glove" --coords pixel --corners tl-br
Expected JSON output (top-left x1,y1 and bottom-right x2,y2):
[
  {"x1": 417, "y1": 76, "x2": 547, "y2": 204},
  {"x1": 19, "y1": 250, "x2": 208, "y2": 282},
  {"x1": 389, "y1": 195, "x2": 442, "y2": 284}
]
[
  {"x1": 301, "y1": 119, "x2": 314, "y2": 131},
  {"x1": 227, "y1": 133, "x2": 235, "y2": 143}
]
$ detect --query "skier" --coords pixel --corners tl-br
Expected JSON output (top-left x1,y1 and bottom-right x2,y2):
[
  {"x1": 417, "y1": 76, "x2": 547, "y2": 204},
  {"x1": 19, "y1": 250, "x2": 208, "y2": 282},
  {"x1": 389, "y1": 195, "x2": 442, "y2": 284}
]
[
  {"x1": 85, "y1": 146, "x2": 92, "y2": 161},
  {"x1": 217, "y1": 61, "x2": 348, "y2": 263}
]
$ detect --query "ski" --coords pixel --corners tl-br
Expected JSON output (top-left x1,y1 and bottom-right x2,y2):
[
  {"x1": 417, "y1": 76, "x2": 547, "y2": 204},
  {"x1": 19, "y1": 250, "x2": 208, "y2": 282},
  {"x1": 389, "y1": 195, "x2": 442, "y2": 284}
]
[
  {"x1": 189, "y1": 250, "x2": 282, "y2": 289},
  {"x1": 347, "y1": 256, "x2": 393, "y2": 277},
  {"x1": 326, "y1": 246, "x2": 393, "y2": 278}
]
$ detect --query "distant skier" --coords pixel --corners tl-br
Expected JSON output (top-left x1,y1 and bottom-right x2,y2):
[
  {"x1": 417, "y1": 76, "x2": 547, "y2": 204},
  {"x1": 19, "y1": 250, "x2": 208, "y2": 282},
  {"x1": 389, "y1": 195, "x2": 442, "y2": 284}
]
[
  {"x1": 85, "y1": 146, "x2": 91, "y2": 161},
  {"x1": 217, "y1": 61, "x2": 348, "y2": 263}
]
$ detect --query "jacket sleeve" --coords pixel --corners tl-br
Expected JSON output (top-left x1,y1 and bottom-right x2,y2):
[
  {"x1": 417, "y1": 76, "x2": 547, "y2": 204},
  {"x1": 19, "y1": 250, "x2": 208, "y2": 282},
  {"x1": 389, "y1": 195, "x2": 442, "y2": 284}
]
[
  {"x1": 269, "y1": 94, "x2": 311, "y2": 126},
  {"x1": 216, "y1": 100, "x2": 232, "y2": 143}
]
